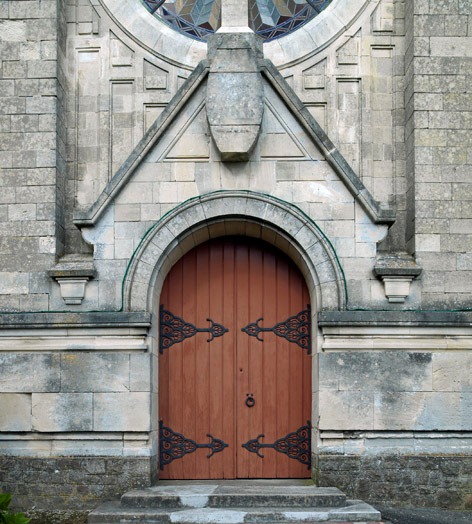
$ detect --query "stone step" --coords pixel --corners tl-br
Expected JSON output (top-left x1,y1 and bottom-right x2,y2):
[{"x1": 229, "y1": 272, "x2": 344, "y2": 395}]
[
  {"x1": 120, "y1": 481, "x2": 348, "y2": 509},
  {"x1": 88, "y1": 500, "x2": 383, "y2": 524}
]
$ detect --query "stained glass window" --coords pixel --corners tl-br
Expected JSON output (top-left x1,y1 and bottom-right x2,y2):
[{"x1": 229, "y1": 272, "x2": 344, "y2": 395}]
[{"x1": 141, "y1": 0, "x2": 333, "y2": 42}]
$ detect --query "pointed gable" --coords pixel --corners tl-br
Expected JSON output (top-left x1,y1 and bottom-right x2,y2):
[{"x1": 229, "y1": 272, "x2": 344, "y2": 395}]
[{"x1": 73, "y1": 58, "x2": 394, "y2": 228}]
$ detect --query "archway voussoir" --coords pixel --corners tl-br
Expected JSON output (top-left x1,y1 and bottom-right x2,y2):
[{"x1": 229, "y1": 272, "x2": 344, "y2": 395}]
[
  {"x1": 295, "y1": 225, "x2": 320, "y2": 251},
  {"x1": 202, "y1": 195, "x2": 248, "y2": 219},
  {"x1": 260, "y1": 226, "x2": 278, "y2": 246},
  {"x1": 306, "y1": 241, "x2": 330, "y2": 264},
  {"x1": 245, "y1": 198, "x2": 268, "y2": 221},
  {"x1": 244, "y1": 221, "x2": 263, "y2": 239},
  {"x1": 130, "y1": 281, "x2": 150, "y2": 312},
  {"x1": 134, "y1": 259, "x2": 155, "y2": 284},
  {"x1": 150, "y1": 225, "x2": 176, "y2": 253},
  {"x1": 223, "y1": 220, "x2": 247, "y2": 236},
  {"x1": 262, "y1": 205, "x2": 290, "y2": 229},
  {"x1": 164, "y1": 211, "x2": 193, "y2": 239},
  {"x1": 179, "y1": 202, "x2": 207, "y2": 231},
  {"x1": 319, "y1": 281, "x2": 341, "y2": 310},
  {"x1": 190, "y1": 225, "x2": 211, "y2": 245},
  {"x1": 208, "y1": 220, "x2": 227, "y2": 239},
  {"x1": 316, "y1": 259, "x2": 337, "y2": 285},
  {"x1": 140, "y1": 241, "x2": 165, "y2": 267}
]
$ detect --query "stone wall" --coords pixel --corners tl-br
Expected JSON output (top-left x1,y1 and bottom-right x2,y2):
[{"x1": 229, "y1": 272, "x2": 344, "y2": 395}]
[
  {"x1": 317, "y1": 454, "x2": 472, "y2": 510},
  {"x1": 406, "y1": 0, "x2": 472, "y2": 307},
  {"x1": 0, "y1": 315, "x2": 153, "y2": 441},
  {"x1": 0, "y1": 455, "x2": 153, "y2": 523},
  {"x1": 0, "y1": 0, "x2": 64, "y2": 311}
]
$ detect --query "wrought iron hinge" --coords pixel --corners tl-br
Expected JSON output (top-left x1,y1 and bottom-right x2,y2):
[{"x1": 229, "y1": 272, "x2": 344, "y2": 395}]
[
  {"x1": 242, "y1": 422, "x2": 311, "y2": 469},
  {"x1": 159, "y1": 421, "x2": 228, "y2": 469},
  {"x1": 159, "y1": 305, "x2": 228, "y2": 353},
  {"x1": 241, "y1": 305, "x2": 311, "y2": 353}
]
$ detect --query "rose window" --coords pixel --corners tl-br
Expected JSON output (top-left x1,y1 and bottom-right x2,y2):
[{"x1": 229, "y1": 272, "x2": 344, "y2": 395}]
[{"x1": 141, "y1": 0, "x2": 333, "y2": 41}]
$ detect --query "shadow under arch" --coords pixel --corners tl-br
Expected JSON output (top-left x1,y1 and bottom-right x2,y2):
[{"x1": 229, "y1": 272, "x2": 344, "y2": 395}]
[{"x1": 123, "y1": 191, "x2": 347, "y2": 315}]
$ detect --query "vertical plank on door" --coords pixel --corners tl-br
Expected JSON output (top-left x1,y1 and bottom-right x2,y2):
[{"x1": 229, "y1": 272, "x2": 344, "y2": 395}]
[
  {"x1": 262, "y1": 247, "x2": 277, "y2": 478},
  {"x1": 247, "y1": 242, "x2": 264, "y2": 478},
  {"x1": 222, "y1": 240, "x2": 236, "y2": 478},
  {"x1": 195, "y1": 244, "x2": 210, "y2": 478},
  {"x1": 209, "y1": 240, "x2": 224, "y2": 478},
  {"x1": 235, "y1": 242, "x2": 250, "y2": 478}
]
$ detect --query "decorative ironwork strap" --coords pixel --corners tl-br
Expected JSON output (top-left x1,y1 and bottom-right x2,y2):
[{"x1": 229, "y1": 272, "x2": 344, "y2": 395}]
[
  {"x1": 241, "y1": 306, "x2": 311, "y2": 353},
  {"x1": 160, "y1": 305, "x2": 229, "y2": 353},
  {"x1": 241, "y1": 422, "x2": 311, "y2": 469},
  {"x1": 159, "y1": 421, "x2": 228, "y2": 469}
]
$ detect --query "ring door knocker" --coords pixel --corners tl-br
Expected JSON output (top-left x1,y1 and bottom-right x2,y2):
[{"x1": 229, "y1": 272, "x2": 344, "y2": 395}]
[{"x1": 245, "y1": 393, "x2": 255, "y2": 408}]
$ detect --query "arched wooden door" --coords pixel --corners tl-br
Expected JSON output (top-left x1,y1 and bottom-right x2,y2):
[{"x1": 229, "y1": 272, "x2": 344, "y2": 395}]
[{"x1": 158, "y1": 237, "x2": 312, "y2": 479}]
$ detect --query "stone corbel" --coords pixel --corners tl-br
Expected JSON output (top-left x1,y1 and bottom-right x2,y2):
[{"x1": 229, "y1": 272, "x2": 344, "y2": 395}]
[
  {"x1": 206, "y1": 0, "x2": 264, "y2": 162},
  {"x1": 48, "y1": 255, "x2": 97, "y2": 305},
  {"x1": 374, "y1": 253, "x2": 422, "y2": 303}
]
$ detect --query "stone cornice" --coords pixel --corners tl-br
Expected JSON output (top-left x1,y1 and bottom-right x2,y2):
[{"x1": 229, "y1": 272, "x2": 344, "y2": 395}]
[
  {"x1": 0, "y1": 312, "x2": 151, "y2": 329},
  {"x1": 318, "y1": 310, "x2": 472, "y2": 327}
]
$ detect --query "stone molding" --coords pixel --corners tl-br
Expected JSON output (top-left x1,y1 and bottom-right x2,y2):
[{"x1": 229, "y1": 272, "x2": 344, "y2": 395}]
[
  {"x1": 0, "y1": 433, "x2": 152, "y2": 457},
  {"x1": 122, "y1": 190, "x2": 348, "y2": 313},
  {"x1": 318, "y1": 310, "x2": 472, "y2": 327},
  {"x1": 0, "y1": 312, "x2": 151, "y2": 329},
  {"x1": 318, "y1": 430, "x2": 472, "y2": 455},
  {"x1": 99, "y1": 0, "x2": 376, "y2": 69},
  {"x1": 73, "y1": 57, "x2": 392, "y2": 228},
  {"x1": 0, "y1": 331, "x2": 148, "y2": 352},
  {"x1": 321, "y1": 326, "x2": 472, "y2": 351}
]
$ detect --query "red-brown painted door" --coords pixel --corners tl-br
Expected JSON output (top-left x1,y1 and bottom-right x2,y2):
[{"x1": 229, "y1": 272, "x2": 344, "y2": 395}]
[{"x1": 159, "y1": 237, "x2": 311, "y2": 479}]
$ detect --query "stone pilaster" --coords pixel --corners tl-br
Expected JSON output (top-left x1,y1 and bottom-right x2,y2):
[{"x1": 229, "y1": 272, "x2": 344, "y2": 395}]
[
  {"x1": 0, "y1": 0, "x2": 66, "y2": 311},
  {"x1": 405, "y1": 0, "x2": 472, "y2": 307}
]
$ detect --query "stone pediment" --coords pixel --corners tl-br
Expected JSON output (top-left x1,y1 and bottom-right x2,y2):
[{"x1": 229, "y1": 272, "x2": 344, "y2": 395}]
[{"x1": 73, "y1": 59, "x2": 395, "y2": 228}]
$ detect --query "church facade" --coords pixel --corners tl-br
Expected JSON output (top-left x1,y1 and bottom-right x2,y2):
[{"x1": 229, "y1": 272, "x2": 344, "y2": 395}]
[{"x1": 0, "y1": 0, "x2": 471, "y2": 520}]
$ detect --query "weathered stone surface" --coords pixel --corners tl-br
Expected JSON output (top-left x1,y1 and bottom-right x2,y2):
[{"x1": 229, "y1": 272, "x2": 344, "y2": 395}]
[
  {"x1": 319, "y1": 352, "x2": 433, "y2": 392},
  {"x1": 206, "y1": 33, "x2": 263, "y2": 162},
  {"x1": 433, "y1": 352, "x2": 472, "y2": 391},
  {"x1": 319, "y1": 390, "x2": 374, "y2": 430},
  {"x1": 318, "y1": 454, "x2": 472, "y2": 510},
  {"x1": 0, "y1": 353, "x2": 60, "y2": 392},
  {"x1": 32, "y1": 393, "x2": 93, "y2": 431},
  {"x1": 60, "y1": 352, "x2": 131, "y2": 392},
  {"x1": 93, "y1": 392, "x2": 150, "y2": 431},
  {"x1": 0, "y1": 393, "x2": 31, "y2": 431},
  {"x1": 0, "y1": 456, "x2": 152, "y2": 512}
]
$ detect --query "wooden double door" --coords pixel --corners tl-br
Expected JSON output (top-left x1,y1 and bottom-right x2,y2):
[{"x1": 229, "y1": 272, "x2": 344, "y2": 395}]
[{"x1": 158, "y1": 237, "x2": 312, "y2": 479}]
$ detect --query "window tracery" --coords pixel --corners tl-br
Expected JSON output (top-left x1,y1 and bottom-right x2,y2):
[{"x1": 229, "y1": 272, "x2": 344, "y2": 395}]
[{"x1": 141, "y1": 0, "x2": 333, "y2": 41}]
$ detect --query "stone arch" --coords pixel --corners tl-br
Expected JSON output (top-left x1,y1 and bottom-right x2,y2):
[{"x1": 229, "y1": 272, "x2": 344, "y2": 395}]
[
  {"x1": 101, "y1": 0, "x2": 375, "y2": 69},
  {"x1": 123, "y1": 191, "x2": 346, "y2": 314}
]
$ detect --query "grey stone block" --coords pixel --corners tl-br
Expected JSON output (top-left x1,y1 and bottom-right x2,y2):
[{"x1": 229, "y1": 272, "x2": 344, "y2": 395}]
[
  {"x1": 0, "y1": 393, "x2": 31, "y2": 431},
  {"x1": 61, "y1": 352, "x2": 131, "y2": 392},
  {"x1": 0, "y1": 353, "x2": 60, "y2": 393},
  {"x1": 32, "y1": 393, "x2": 93, "y2": 431},
  {"x1": 319, "y1": 390, "x2": 374, "y2": 430},
  {"x1": 320, "y1": 352, "x2": 433, "y2": 392},
  {"x1": 93, "y1": 392, "x2": 150, "y2": 431}
]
